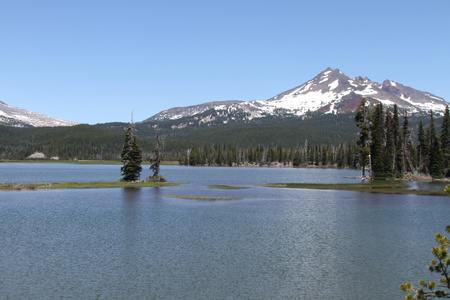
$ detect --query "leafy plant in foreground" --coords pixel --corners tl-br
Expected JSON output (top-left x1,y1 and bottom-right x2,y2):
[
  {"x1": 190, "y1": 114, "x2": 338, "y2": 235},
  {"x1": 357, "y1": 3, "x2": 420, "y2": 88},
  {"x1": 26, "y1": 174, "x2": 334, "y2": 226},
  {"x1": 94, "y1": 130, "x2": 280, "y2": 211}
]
[{"x1": 400, "y1": 226, "x2": 450, "y2": 299}]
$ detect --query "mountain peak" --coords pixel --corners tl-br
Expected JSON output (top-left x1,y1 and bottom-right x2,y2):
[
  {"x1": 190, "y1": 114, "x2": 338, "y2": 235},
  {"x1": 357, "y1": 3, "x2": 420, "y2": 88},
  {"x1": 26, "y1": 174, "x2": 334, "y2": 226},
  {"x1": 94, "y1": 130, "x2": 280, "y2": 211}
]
[{"x1": 146, "y1": 68, "x2": 448, "y2": 124}]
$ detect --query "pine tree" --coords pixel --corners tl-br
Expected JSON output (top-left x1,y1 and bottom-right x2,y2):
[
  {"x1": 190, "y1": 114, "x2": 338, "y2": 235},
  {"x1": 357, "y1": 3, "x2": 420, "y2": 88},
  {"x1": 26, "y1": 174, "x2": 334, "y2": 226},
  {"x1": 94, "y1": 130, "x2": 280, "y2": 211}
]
[
  {"x1": 393, "y1": 105, "x2": 404, "y2": 177},
  {"x1": 121, "y1": 124, "x2": 143, "y2": 182},
  {"x1": 402, "y1": 112, "x2": 414, "y2": 173},
  {"x1": 426, "y1": 112, "x2": 439, "y2": 175},
  {"x1": 418, "y1": 121, "x2": 428, "y2": 174},
  {"x1": 425, "y1": 112, "x2": 444, "y2": 178},
  {"x1": 395, "y1": 133, "x2": 404, "y2": 177},
  {"x1": 400, "y1": 225, "x2": 450, "y2": 300},
  {"x1": 441, "y1": 106, "x2": 450, "y2": 171},
  {"x1": 371, "y1": 103, "x2": 387, "y2": 179},
  {"x1": 321, "y1": 144, "x2": 328, "y2": 166},
  {"x1": 354, "y1": 99, "x2": 371, "y2": 177},
  {"x1": 430, "y1": 138, "x2": 445, "y2": 179},
  {"x1": 292, "y1": 148, "x2": 302, "y2": 167},
  {"x1": 384, "y1": 109, "x2": 395, "y2": 175}
]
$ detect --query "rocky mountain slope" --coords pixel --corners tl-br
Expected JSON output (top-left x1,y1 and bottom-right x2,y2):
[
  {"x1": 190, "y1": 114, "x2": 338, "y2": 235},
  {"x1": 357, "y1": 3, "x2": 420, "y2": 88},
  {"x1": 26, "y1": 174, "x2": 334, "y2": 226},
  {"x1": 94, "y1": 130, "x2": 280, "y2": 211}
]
[
  {"x1": 146, "y1": 68, "x2": 447, "y2": 127},
  {"x1": 0, "y1": 101, "x2": 78, "y2": 127}
]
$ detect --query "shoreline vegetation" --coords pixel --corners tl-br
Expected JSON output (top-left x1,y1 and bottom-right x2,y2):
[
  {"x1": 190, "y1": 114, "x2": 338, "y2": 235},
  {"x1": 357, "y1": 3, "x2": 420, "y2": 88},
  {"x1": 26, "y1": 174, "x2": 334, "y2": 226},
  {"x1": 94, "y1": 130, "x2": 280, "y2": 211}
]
[
  {"x1": 0, "y1": 160, "x2": 180, "y2": 165},
  {"x1": 0, "y1": 181, "x2": 182, "y2": 191}
]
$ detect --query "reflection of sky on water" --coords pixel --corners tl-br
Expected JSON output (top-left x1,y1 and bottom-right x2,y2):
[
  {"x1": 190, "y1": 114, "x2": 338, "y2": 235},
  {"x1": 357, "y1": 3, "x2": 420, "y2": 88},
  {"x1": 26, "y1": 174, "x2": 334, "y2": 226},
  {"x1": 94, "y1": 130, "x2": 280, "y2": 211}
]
[
  {"x1": 406, "y1": 180, "x2": 447, "y2": 191},
  {"x1": 0, "y1": 164, "x2": 449, "y2": 299}
]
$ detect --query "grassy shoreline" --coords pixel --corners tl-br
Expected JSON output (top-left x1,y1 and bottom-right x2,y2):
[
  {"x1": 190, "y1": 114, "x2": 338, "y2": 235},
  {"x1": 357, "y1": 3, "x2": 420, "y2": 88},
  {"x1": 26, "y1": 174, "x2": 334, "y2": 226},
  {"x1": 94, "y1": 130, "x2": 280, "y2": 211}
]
[
  {"x1": 0, "y1": 181, "x2": 183, "y2": 191},
  {"x1": 0, "y1": 160, "x2": 180, "y2": 165}
]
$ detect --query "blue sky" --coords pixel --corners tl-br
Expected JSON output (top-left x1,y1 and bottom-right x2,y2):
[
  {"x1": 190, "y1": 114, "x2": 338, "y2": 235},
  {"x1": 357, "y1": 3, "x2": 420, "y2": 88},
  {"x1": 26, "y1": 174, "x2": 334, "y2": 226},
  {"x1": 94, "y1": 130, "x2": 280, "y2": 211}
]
[{"x1": 0, "y1": 0, "x2": 449, "y2": 124}]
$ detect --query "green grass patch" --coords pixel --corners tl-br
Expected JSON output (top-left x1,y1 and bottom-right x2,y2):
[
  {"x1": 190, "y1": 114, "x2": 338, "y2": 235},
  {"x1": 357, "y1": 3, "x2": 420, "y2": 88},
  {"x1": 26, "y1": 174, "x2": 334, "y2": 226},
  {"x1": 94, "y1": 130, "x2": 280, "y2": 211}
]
[
  {"x1": 208, "y1": 185, "x2": 250, "y2": 190},
  {"x1": 166, "y1": 195, "x2": 243, "y2": 201},
  {"x1": 0, "y1": 181, "x2": 182, "y2": 191},
  {"x1": 260, "y1": 182, "x2": 448, "y2": 196}
]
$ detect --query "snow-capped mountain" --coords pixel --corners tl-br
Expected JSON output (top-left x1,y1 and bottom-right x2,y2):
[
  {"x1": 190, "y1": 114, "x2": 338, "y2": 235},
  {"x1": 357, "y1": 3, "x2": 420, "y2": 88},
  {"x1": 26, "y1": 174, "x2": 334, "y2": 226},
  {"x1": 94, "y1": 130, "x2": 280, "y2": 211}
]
[
  {"x1": 148, "y1": 100, "x2": 244, "y2": 121},
  {"x1": 0, "y1": 101, "x2": 78, "y2": 127},
  {"x1": 147, "y1": 68, "x2": 447, "y2": 126}
]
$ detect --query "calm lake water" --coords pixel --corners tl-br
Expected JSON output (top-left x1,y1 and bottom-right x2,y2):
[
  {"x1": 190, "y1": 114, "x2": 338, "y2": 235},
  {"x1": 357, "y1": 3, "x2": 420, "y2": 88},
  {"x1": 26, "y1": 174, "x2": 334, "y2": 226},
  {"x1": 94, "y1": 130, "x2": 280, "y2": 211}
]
[{"x1": 0, "y1": 163, "x2": 449, "y2": 299}]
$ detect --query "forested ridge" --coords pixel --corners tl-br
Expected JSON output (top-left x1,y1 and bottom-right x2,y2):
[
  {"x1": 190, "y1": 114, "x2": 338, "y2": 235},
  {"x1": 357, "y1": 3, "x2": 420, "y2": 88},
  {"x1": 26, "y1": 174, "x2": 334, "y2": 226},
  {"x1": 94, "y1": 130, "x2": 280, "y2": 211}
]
[
  {"x1": 0, "y1": 124, "x2": 191, "y2": 161},
  {"x1": 0, "y1": 112, "x2": 441, "y2": 170}
]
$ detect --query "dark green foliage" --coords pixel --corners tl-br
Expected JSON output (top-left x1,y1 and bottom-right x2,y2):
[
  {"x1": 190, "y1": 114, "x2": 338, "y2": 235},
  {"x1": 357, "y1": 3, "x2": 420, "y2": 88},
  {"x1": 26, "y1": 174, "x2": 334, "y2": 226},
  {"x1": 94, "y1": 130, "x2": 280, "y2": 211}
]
[
  {"x1": 0, "y1": 124, "x2": 124, "y2": 160},
  {"x1": 0, "y1": 108, "x2": 446, "y2": 180},
  {"x1": 427, "y1": 113, "x2": 445, "y2": 178},
  {"x1": 370, "y1": 103, "x2": 391, "y2": 179},
  {"x1": 121, "y1": 125, "x2": 142, "y2": 182},
  {"x1": 138, "y1": 113, "x2": 359, "y2": 147},
  {"x1": 179, "y1": 142, "x2": 358, "y2": 168},
  {"x1": 418, "y1": 121, "x2": 428, "y2": 173},
  {"x1": 354, "y1": 99, "x2": 371, "y2": 176},
  {"x1": 353, "y1": 104, "x2": 449, "y2": 179},
  {"x1": 430, "y1": 138, "x2": 445, "y2": 179},
  {"x1": 384, "y1": 109, "x2": 395, "y2": 178},
  {"x1": 400, "y1": 226, "x2": 450, "y2": 299},
  {"x1": 393, "y1": 105, "x2": 404, "y2": 177},
  {"x1": 441, "y1": 106, "x2": 450, "y2": 169},
  {"x1": 0, "y1": 123, "x2": 193, "y2": 162},
  {"x1": 403, "y1": 113, "x2": 415, "y2": 173}
]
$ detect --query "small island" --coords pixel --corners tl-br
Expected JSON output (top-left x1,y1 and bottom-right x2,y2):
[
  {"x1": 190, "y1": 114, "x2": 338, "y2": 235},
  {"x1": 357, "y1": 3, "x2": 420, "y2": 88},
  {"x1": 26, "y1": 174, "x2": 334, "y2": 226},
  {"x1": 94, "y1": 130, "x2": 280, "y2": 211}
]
[{"x1": 0, "y1": 181, "x2": 182, "y2": 191}]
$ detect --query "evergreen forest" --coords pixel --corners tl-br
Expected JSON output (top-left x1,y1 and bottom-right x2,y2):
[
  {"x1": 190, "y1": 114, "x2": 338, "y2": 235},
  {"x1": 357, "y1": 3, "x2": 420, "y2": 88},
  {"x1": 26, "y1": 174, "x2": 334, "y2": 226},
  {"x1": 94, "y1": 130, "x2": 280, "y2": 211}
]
[
  {"x1": 0, "y1": 110, "x2": 445, "y2": 178},
  {"x1": 354, "y1": 100, "x2": 450, "y2": 179}
]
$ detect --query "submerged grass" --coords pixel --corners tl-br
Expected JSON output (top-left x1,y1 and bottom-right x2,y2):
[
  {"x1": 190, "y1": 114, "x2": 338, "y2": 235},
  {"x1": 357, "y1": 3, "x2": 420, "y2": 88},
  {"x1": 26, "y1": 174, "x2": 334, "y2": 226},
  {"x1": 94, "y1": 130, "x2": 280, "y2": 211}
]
[
  {"x1": 0, "y1": 181, "x2": 182, "y2": 191},
  {"x1": 260, "y1": 182, "x2": 447, "y2": 196},
  {"x1": 166, "y1": 195, "x2": 243, "y2": 201},
  {"x1": 208, "y1": 185, "x2": 250, "y2": 190}
]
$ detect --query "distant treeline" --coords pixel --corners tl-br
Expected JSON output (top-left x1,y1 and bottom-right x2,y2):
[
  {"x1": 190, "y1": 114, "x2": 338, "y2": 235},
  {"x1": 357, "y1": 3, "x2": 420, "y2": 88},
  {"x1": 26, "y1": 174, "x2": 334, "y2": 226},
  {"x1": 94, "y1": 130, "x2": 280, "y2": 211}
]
[
  {"x1": 0, "y1": 112, "x2": 440, "y2": 170},
  {"x1": 180, "y1": 143, "x2": 360, "y2": 168},
  {"x1": 0, "y1": 124, "x2": 188, "y2": 161},
  {"x1": 0, "y1": 113, "x2": 361, "y2": 161}
]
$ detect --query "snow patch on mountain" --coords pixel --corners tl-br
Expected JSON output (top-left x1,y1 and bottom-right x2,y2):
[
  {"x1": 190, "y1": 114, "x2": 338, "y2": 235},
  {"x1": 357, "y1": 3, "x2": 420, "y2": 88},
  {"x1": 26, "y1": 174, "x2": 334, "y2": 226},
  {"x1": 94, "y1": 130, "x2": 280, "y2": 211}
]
[
  {"x1": 0, "y1": 101, "x2": 78, "y2": 127},
  {"x1": 329, "y1": 79, "x2": 339, "y2": 90}
]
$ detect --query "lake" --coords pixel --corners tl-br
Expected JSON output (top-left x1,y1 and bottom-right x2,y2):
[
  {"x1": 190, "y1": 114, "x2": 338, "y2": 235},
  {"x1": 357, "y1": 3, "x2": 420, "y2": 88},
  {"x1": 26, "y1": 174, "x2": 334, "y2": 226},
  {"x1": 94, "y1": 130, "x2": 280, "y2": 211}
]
[{"x1": 0, "y1": 163, "x2": 449, "y2": 299}]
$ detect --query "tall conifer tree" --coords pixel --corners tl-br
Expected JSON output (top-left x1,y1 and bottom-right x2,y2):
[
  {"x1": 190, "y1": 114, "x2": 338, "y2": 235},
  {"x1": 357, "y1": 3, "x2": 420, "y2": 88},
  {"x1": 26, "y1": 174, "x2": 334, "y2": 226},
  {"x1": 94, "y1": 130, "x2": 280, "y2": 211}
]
[
  {"x1": 393, "y1": 105, "x2": 404, "y2": 176},
  {"x1": 418, "y1": 121, "x2": 428, "y2": 174},
  {"x1": 371, "y1": 103, "x2": 388, "y2": 179},
  {"x1": 430, "y1": 138, "x2": 445, "y2": 178},
  {"x1": 428, "y1": 112, "x2": 444, "y2": 178},
  {"x1": 426, "y1": 112, "x2": 438, "y2": 175},
  {"x1": 385, "y1": 109, "x2": 395, "y2": 173},
  {"x1": 402, "y1": 112, "x2": 414, "y2": 173},
  {"x1": 121, "y1": 124, "x2": 143, "y2": 182},
  {"x1": 354, "y1": 99, "x2": 371, "y2": 177},
  {"x1": 441, "y1": 106, "x2": 450, "y2": 170}
]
